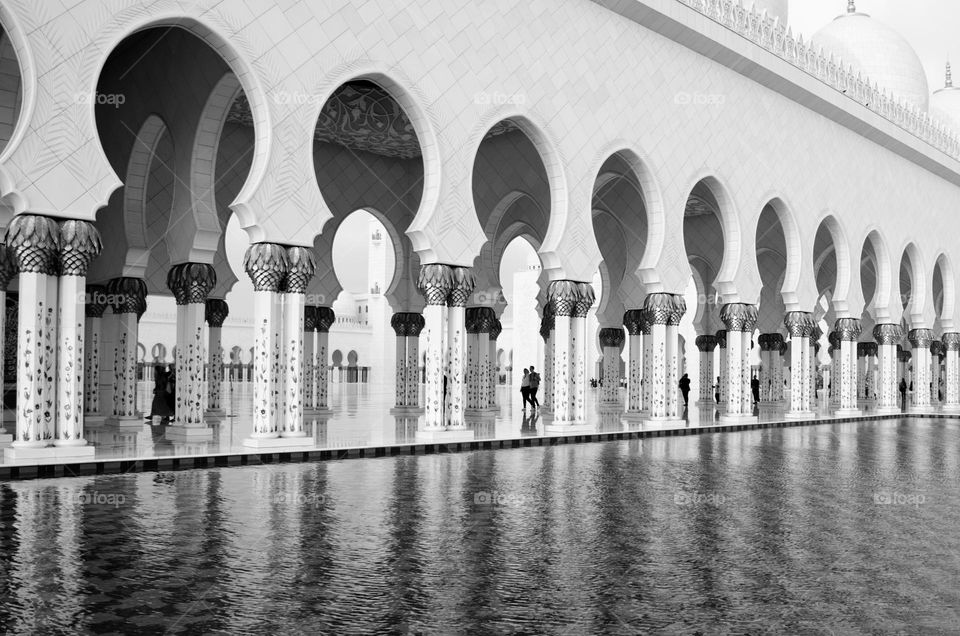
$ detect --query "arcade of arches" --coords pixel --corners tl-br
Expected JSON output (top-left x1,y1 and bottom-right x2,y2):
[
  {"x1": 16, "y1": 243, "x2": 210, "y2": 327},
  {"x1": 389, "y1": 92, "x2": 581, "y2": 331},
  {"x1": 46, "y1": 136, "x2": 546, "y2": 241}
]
[{"x1": 0, "y1": 3, "x2": 959, "y2": 461}]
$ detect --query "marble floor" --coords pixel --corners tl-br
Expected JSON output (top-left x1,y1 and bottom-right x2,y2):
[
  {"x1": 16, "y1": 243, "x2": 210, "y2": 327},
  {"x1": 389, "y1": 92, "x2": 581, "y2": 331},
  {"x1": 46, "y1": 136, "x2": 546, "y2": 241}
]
[{"x1": 0, "y1": 381, "x2": 937, "y2": 469}]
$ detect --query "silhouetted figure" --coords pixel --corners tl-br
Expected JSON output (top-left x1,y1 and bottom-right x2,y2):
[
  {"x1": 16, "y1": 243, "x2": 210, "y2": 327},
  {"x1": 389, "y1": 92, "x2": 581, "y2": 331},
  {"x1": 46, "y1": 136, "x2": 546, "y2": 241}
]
[
  {"x1": 147, "y1": 365, "x2": 174, "y2": 425},
  {"x1": 714, "y1": 376, "x2": 721, "y2": 404},
  {"x1": 899, "y1": 378, "x2": 908, "y2": 410},
  {"x1": 528, "y1": 365, "x2": 541, "y2": 409},
  {"x1": 751, "y1": 375, "x2": 760, "y2": 404},
  {"x1": 165, "y1": 364, "x2": 176, "y2": 417},
  {"x1": 520, "y1": 368, "x2": 531, "y2": 411},
  {"x1": 678, "y1": 373, "x2": 691, "y2": 406}
]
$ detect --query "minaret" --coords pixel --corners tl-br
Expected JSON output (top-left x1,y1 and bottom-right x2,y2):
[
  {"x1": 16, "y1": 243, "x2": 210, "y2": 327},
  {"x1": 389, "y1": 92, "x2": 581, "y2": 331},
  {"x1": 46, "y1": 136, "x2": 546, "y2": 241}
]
[
  {"x1": 947, "y1": 61, "x2": 954, "y2": 89},
  {"x1": 847, "y1": 0, "x2": 856, "y2": 14}
]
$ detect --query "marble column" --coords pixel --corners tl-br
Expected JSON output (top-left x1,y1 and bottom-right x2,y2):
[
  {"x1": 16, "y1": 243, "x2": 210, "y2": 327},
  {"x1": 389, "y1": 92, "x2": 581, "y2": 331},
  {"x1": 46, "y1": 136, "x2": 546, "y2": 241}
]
[
  {"x1": 784, "y1": 311, "x2": 815, "y2": 418},
  {"x1": 204, "y1": 299, "x2": 229, "y2": 416},
  {"x1": 571, "y1": 283, "x2": 595, "y2": 423},
  {"x1": 83, "y1": 285, "x2": 108, "y2": 423},
  {"x1": 242, "y1": 243, "x2": 287, "y2": 445},
  {"x1": 776, "y1": 341, "x2": 788, "y2": 402},
  {"x1": 715, "y1": 329, "x2": 727, "y2": 407},
  {"x1": 942, "y1": 333, "x2": 960, "y2": 412},
  {"x1": 695, "y1": 334, "x2": 717, "y2": 406},
  {"x1": 624, "y1": 310, "x2": 645, "y2": 414},
  {"x1": 835, "y1": 318, "x2": 861, "y2": 414},
  {"x1": 809, "y1": 326, "x2": 821, "y2": 411},
  {"x1": 757, "y1": 333, "x2": 784, "y2": 404},
  {"x1": 546, "y1": 281, "x2": 578, "y2": 424},
  {"x1": 445, "y1": 267, "x2": 475, "y2": 430},
  {"x1": 0, "y1": 246, "x2": 15, "y2": 442},
  {"x1": 930, "y1": 341, "x2": 943, "y2": 405},
  {"x1": 6, "y1": 216, "x2": 60, "y2": 451},
  {"x1": 166, "y1": 263, "x2": 216, "y2": 440},
  {"x1": 539, "y1": 308, "x2": 554, "y2": 413},
  {"x1": 720, "y1": 303, "x2": 758, "y2": 422},
  {"x1": 642, "y1": 292, "x2": 686, "y2": 421},
  {"x1": 314, "y1": 307, "x2": 335, "y2": 412},
  {"x1": 279, "y1": 246, "x2": 316, "y2": 439},
  {"x1": 488, "y1": 318, "x2": 501, "y2": 410},
  {"x1": 105, "y1": 277, "x2": 147, "y2": 426},
  {"x1": 598, "y1": 327, "x2": 625, "y2": 406},
  {"x1": 391, "y1": 312, "x2": 411, "y2": 409},
  {"x1": 862, "y1": 342, "x2": 877, "y2": 405},
  {"x1": 641, "y1": 315, "x2": 653, "y2": 416},
  {"x1": 303, "y1": 307, "x2": 317, "y2": 411},
  {"x1": 908, "y1": 328, "x2": 934, "y2": 411},
  {"x1": 416, "y1": 264, "x2": 453, "y2": 433},
  {"x1": 828, "y1": 331, "x2": 841, "y2": 409},
  {"x1": 464, "y1": 308, "x2": 480, "y2": 412},
  {"x1": 856, "y1": 342, "x2": 868, "y2": 401},
  {"x1": 897, "y1": 346, "x2": 909, "y2": 390},
  {"x1": 54, "y1": 220, "x2": 101, "y2": 450},
  {"x1": 474, "y1": 308, "x2": 495, "y2": 412},
  {"x1": 873, "y1": 324, "x2": 902, "y2": 413}
]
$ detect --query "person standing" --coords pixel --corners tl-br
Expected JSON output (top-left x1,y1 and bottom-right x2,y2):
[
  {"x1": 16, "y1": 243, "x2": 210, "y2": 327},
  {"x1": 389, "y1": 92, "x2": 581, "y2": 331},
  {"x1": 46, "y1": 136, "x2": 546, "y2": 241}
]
[
  {"x1": 899, "y1": 377, "x2": 907, "y2": 410},
  {"x1": 751, "y1": 375, "x2": 760, "y2": 404},
  {"x1": 678, "y1": 373, "x2": 690, "y2": 407},
  {"x1": 520, "y1": 368, "x2": 531, "y2": 411},
  {"x1": 714, "y1": 376, "x2": 721, "y2": 404},
  {"x1": 528, "y1": 365, "x2": 541, "y2": 410}
]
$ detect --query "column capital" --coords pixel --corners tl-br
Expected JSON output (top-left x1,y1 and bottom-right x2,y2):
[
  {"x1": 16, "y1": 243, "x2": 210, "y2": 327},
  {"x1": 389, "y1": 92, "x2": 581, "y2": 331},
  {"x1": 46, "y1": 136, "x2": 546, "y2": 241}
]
[
  {"x1": 714, "y1": 329, "x2": 727, "y2": 349},
  {"x1": 475, "y1": 307, "x2": 495, "y2": 333},
  {"x1": 623, "y1": 309, "x2": 643, "y2": 336},
  {"x1": 106, "y1": 277, "x2": 147, "y2": 317},
  {"x1": 84, "y1": 284, "x2": 109, "y2": 318},
  {"x1": 59, "y1": 219, "x2": 102, "y2": 277},
  {"x1": 598, "y1": 327, "x2": 624, "y2": 349},
  {"x1": 539, "y1": 314, "x2": 553, "y2": 341},
  {"x1": 931, "y1": 340, "x2": 944, "y2": 357},
  {"x1": 281, "y1": 246, "x2": 316, "y2": 294},
  {"x1": 572, "y1": 282, "x2": 595, "y2": 318},
  {"x1": 417, "y1": 264, "x2": 452, "y2": 306},
  {"x1": 6, "y1": 214, "x2": 59, "y2": 275},
  {"x1": 834, "y1": 317, "x2": 862, "y2": 341},
  {"x1": 784, "y1": 311, "x2": 814, "y2": 337},
  {"x1": 757, "y1": 333, "x2": 784, "y2": 351},
  {"x1": 695, "y1": 334, "x2": 717, "y2": 352},
  {"x1": 166, "y1": 262, "x2": 216, "y2": 305},
  {"x1": 719, "y1": 303, "x2": 758, "y2": 332},
  {"x1": 244, "y1": 243, "x2": 288, "y2": 292},
  {"x1": 873, "y1": 323, "x2": 903, "y2": 345},
  {"x1": 315, "y1": 306, "x2": 336, "y2": 333},
  {"x1": 811, "y1": 325, "x2": 823, "y2": 343},
  {"x1": 465, "y1": 307, "x2": 480, "y2": 334},
  {"x1": 447, "y1": 266, "x2": 476, "y2": 307},
  {"x1": 943, "y1": 332, "x2": 960, "y2": 351},
  {"x1": 489, "y1": 317, "x2": 501, "y2": 341},
  {"x1": 548, "y1": 280, "x2": 580, "y2": 317},
  {"x1": 907, "y1": 328, "x2": 935, "y2": 348},
  {"x1": 0, "y1": 243, "x2": 15, "y2": 290},
  {"x1": 642, "y1": 292, "x2": 684, "y2": 326},
  {"x1": 828, "y1": 330, "x2": 840, "y2": 348},
  {"x1": 305, "y1": 306, "x2": 319, "y2": 332},
  {"x1": 205, "y1": 298, "x2": 229, "y2": 328}
]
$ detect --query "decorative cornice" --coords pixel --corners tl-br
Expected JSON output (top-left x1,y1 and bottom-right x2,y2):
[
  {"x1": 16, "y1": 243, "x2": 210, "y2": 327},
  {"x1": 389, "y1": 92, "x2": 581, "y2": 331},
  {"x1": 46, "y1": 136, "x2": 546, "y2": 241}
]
[
  {"x1": 623, "y1": 309, "x2": 644, "y2": 336},
  {"x1": 488, "y1": 317, "x2": 501, "y2": 340},
  {"x1": 835, "y1": 318, "x2": 862, "y2": 342},
  {"x1": 642, "y1": 292, "x2": 682, "y2": 326},
  {"x1": 305, "y1": 306, "x2": 319, "y2": 332},
  {"x1": 714, "y1": 329, "x2": 727, "y2": 349}
]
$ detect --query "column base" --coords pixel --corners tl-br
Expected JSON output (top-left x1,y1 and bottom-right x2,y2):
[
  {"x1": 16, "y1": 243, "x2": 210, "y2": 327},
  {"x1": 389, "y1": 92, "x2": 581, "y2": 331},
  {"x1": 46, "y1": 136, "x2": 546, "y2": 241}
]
[
  {"x1": 106, "y1": 415, "x2": 146, "y2": 428},
  {"x1": 165, "y1": 426, "x2": 214, "y2": 442},
  {"x1": 623, "y1": 410, "x2": 646, "y2": 421},
  {"x1": 907, "y1": 405, "x2": 939, "y2": 415},
  {"x1": 784, "y1": 410, "x2": 816, "y2": 419},
  {"x1": 719, "y1": 413, "x2": 759, "y2": 424},
  {"x1": 873, "y1": 406, "x2": 902, "y2": 415},
  {"x1": 204, "y1": 409, "x2": 226, "y2": 418},
  {"x1": 834, "y1": 408, "x2": 862, "y2": 417},
  {"x1": 305, "y1": 407, "x2": 334, "y2": 417},
  {"x1": 414, "y1": 428, "x2": 475, "y2": 443},
  {"x1": 940, "y1": 404, "x2": 960, "y2": 413},
  {"x1": 242, "y1": 436, "x2": 315, "y2": 448},
  {"x1": 544, "y1": 423, "x2": 594, "y2": 434},
  {"x1": 390, "y1": 406, "x2": 424, "y2": 415},
  {"x1": 84, "y1": 414, "x2": 107, "y2": 426},
  {"x1": 4, "y1": 444, "x2": 95, "y2": 463},
  {"x1": 696, "y1": 399, "x2": 717, "y2": 408},
  {"x1": 0, "y1": 433, "x2": 11, "y2": 445}
]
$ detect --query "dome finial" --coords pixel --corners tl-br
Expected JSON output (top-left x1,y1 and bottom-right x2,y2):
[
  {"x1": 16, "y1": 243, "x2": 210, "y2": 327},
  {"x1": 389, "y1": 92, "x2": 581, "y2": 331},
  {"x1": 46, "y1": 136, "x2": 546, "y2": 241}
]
[
  {"x1": 947, "y1": 61, "x2": 954, "y2": 88},
  {"x1": 847, "y1": 0, "x2": 856, "y2": 13}
]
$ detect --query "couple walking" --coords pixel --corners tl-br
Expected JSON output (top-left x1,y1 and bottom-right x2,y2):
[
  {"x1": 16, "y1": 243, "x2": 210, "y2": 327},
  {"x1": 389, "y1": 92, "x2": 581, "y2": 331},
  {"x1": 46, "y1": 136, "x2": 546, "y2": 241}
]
[{"x1": 521, "y1": 366, "x2": 541, "y2": 411}]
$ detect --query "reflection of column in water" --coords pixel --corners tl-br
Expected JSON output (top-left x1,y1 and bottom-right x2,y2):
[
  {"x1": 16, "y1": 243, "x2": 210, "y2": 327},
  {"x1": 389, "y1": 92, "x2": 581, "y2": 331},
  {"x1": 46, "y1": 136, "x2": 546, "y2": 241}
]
[{"x1": 393, "y1": 414, "x2": 417, "y2": 444}]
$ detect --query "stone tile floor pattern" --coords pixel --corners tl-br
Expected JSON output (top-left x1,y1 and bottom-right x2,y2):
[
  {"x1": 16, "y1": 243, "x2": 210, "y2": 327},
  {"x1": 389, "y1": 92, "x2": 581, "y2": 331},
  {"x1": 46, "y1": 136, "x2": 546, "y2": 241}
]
[{"x1": 0, "y1": 382, "x2": 928, "y2": 468}]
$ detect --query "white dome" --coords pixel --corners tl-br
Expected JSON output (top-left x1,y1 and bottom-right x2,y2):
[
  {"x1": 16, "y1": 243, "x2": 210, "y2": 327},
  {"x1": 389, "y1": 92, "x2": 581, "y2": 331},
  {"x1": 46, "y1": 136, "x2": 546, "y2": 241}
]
[
  {"x1": 812, "y1": 6, "x2": 929, "y2": 111},
  {"x1": 931, "y1": 65, "x2": 960, "y2": 134},
  {"x1": 750, "y1": 0, "x2": 788, "y2": 24}
]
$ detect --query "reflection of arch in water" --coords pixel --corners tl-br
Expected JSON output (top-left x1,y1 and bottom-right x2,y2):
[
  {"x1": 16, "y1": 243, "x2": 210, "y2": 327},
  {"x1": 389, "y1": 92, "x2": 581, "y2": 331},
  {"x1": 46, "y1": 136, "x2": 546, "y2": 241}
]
[{"x1": 332, "y1": 350, "x2": 343, "y2": 367}]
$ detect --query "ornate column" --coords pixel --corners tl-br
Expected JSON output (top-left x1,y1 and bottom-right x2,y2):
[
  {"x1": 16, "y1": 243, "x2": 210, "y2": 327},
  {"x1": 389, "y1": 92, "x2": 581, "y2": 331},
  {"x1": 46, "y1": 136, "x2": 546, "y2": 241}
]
[
  {"x1": 391, "y1": 312, "x2": 411, "y2": 409},
  {"x1": 719, "y1": 303, "x2": 758, "y2": 422},
  {"x1": 242, "y1": 244, "x2": 286, "y2": 445},
  {"x1": 416, "y1": 264, "x2": 453, "y2": 432},
  {"x1": 474, "y1": 308, "x2": 494, "y2": 412},
  {"x1": 571, "y1": 283, "x2": 595, "y2": 423},
  {"x1": 444, "y1": 267, "x2": 475, "y2": 430},
  {"x1": 873, "y1": 324, "x2": 902, "y2": 413},
  {"x1": 464, "y1": 308, "x2": 480, "y2": 412},
  {"x1": 54, "y1": 220, "x2": 101, "y2": 450},
  {"x1": 488, "y1": 317, "x2": 501, "y2": 410},
  {"x1": 314, "y1": 307, "x2": 335, "y2": 412},
  {"x1": 942, "y1": 333, "x2": 960, "y2": 412},
  {"x1": 835, "y1": 318, "x2": 861, "y2": 414},
  {"x1": 908, "y1": 328, "x2": 934, "y2": 411},
  {"x1": 828, "y1": 331, "x2": 841, "y2": 409},
  {"x1": 6, "y1": 216, "x2": 60, "y2": 453},
  {"x1": 204, "y1": 299, "x2": 229, "y2": 416},
  {"x1": 303, "y1": 307, "x2": 317, "y2": 411},
  {"x1": 83, "y1": 285, "x2": 107, "y2": 423},
  {"x1": 757, "y1": 334, "x2": 783, "y2": 404},
  {"x1": 166, "y1": 263, "x2": 216, "y2": 440},
  {"x1": 641, "y1": 315, "x2": 653, "y2": 416},
  {"x1": 0, "y1": 246, "x2": 15, "y2": 442},
  {"x1": 540, "y1": 307, "x2": 554, "y2": 413},
  {"x1": 784, "y1": 311, "x2": 814, "y2": 418},
  {"x1": 546, "y1": 281, "x2": 578, "y2": 424},
  {"x1": 930, "y1": 341, "x2": 943, "y2": 405},
  {"x1": 624, "y1": 310, "x2": 645, "y2": 414},
  {"x1": 105, "y1": 277, "x2": 147, "y2": 426},
  {"x1": 642, "y1": 293, "x2": 685, "y2": 421},
  {"x1": 897, "y1": 346, "x2": 909, "y2": 389},
  {"x1": 598, "y1": 327, "x2": 624, "y2": 406},
  {"x1": 715, "y1": 330, "x2": 727, "y2": 407},
  {"x1": 695, "y1": 334, "x2": 717, "y2": 406},
  {"x1": 809, "y1": 326, "x2": 821, "y2": 411},
  {"x1": 856, "y1": 342, "x2": 868, "y2": 401},
  {"x1": 863, "y1": 342, "x2": 878, "y2": 405},
  {"x1": 279, "y1": 247, "x2": 315, "y2": 440}
]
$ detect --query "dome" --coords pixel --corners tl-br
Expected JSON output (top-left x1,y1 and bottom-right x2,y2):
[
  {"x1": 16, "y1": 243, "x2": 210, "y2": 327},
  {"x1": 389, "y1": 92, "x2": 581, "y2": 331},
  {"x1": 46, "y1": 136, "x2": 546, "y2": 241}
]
[
  {"x1": 811, "y1": 2, "x2": 929, "y2": 111},
  {"x1": 931, "y1": 63, "x2": 960, "y2": 133},
  {"x1": 750, "y1": 0, "x2": 788, "y2": 24}
]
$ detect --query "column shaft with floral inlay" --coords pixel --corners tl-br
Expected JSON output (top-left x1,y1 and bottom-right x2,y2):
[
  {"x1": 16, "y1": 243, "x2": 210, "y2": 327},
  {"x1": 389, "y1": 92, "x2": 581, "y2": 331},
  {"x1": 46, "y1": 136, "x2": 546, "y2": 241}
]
[
  {"x1": 315, "y1": 307, "x2": 335, "y2": 411},
  {"x1": 83, "y1": 285, "x2": 107, "y2": 420},
  {"x1": 642, "y1": 293, "x2": 686, "y2": 420},
  {"x1": 472, "y1": 308, "x2": 495, "y2": 411},
  {"x1": 571, "y1": 283, "x2": 595, "y2": 422},
  {"x1": 547, "y1": 281, "x2": 578, "y2": 423},
  {"x1": 715, "y1": 330, "x2": 727, "y2": 407},
  {"x1": 0, "y1": 245, "x2": 15, "y2": 439},
  {"x1": 695, "y1": 334, "x2": 717, "y2": 405},
  {"x1": 784, "y1": 311, "x2": 814, "y2": 417},
  {"x1": 244, "y1": 244, "x2": 287, "y2": 438},
  {"x1": 719, "y1": 303, "x2": 757, "y2": 420},
  {"x1": 105, "y1": 277, "x2": 146, "y2": 422},
  {"x1": 7, "y1": 216, "x2": 60, "y2": 447},
  {"x1": 279, "y1": 247, "x2": 315, "y2": 436},
  {"x1": 641, "y1": 316, "x2": 653, "y2": 416},
  {"x1": 943, "y1": 333, "x2": 960, "y2": 412},
  {"x1": 665, "y1": 300, "x2": 686, "y2": 418},
  {"x1": 758, "y1": 334, "x2": 783, "y2": 404},
  {"x1": 540, "y1": 306, "x2": 554, "y2": 413},
  {"x1": 908, "y1": 328, "x2": 934, "y2": 410},
  {"x1": 599, "y1": 327, "x2": 624, "y2": 405},
  {"x1": 624, "y1": 310, "x2": 644, "y2": 413},
  {"x1": 302, "y1": 307, "x2": 317, "y2": 410},
  {"x1": 488, "y1": 318, "x2": 501, "y2": 409},
  {"x1": 835, "y1": 318, "x2": 861, "y2": 413},
  {"x1": 55, "y1": 220, "x2": 101, "y2": 445},
  {"x1": 930, "y1": 341, "x2": 943, "y2": 405},
  {"x1": 205, "y1": 299, "x2": 229, "y2": 415},
  {"x1": 809, "y1": 327, "x2": 821, "y2": 410},
  {"x1": 873, "y1": 324, "x2": 902, "y2": 413},
  {"x1": 464, "y1": 308, "x2": 480, "y2": 411},
  {"x1": 417, "y1": 264, "x2": 452, "y2": 430},
  {"x1": 445, "y1": 267, "x2": 474, "y2": 429},
  {"x1": 167, "y1": 263, "x2": 216, "y2": 429}
]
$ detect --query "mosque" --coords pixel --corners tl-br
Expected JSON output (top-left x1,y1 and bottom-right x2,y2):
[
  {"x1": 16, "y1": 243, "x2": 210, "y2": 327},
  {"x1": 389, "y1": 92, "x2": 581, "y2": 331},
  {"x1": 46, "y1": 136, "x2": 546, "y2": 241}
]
[{"x1": 0, "y1": 0, "x2": 959, "y2": 461}]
